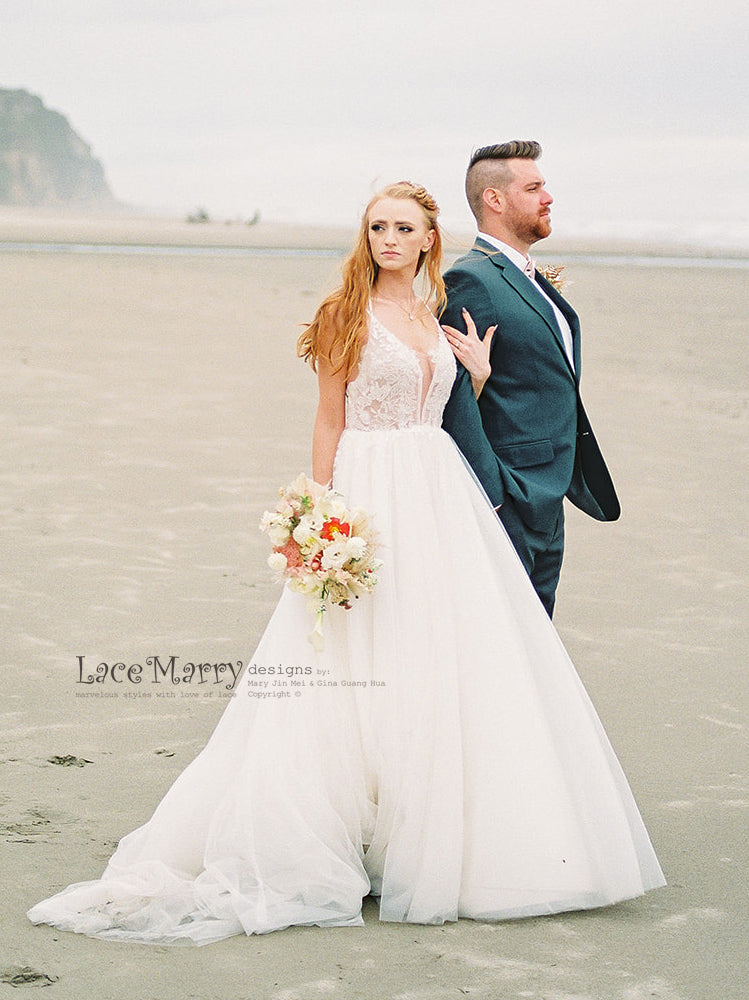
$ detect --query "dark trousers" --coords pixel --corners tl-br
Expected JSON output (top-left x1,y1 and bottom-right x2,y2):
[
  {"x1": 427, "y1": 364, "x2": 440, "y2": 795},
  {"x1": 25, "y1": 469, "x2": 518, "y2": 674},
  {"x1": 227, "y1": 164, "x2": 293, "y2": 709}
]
[{"x1": 498, "y1": 500, "x2": 565, "y2": 618}]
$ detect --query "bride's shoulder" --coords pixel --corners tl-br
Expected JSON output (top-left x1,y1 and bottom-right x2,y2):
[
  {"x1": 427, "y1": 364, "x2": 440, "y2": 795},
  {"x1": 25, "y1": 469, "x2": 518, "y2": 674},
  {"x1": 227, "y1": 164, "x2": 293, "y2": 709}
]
[
  {"x1": 423, "y1": 298, "x2": 446, "y2": 331},
  {"x1": 312, "y1": 299, "x2": 371, "y2": 384}
]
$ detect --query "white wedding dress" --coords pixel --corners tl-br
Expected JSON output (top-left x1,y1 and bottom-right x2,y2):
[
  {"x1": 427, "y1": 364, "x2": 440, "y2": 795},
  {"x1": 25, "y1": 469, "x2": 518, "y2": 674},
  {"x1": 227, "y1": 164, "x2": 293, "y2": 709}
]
[{"x1": 28, "y1": 309, "x2": 665, "y2": 944}]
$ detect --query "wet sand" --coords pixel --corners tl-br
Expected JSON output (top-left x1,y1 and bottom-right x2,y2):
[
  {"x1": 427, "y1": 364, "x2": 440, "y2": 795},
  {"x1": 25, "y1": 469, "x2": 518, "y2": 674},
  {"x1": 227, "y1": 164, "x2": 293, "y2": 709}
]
[{"x1": 1, "y1": 215, "x2": 747, "y2": 999}]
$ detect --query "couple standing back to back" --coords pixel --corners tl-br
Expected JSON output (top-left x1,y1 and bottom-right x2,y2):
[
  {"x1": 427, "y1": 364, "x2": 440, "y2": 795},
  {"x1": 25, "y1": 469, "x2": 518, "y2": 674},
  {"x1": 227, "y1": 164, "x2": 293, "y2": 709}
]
[
  {"x1": 27, "y1": 143, "x2": 665, "y2": 947},
  {"x1": 442, "y1": 140, "x2": 620, "y2": 617}
]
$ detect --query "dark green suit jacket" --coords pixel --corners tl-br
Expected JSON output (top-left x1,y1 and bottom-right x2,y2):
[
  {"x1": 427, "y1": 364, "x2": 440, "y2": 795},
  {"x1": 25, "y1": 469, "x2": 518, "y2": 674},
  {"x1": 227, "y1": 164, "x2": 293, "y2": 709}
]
[{"x1": 441, "y1": 239, "x2": 620, "y2": 533}]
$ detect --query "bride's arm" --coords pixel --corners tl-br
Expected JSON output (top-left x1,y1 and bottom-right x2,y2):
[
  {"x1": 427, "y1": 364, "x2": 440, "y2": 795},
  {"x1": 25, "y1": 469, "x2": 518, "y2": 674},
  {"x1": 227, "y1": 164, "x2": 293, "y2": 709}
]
[{"x1": 312, "y1": 354, "x2": 347, "y2": 486}]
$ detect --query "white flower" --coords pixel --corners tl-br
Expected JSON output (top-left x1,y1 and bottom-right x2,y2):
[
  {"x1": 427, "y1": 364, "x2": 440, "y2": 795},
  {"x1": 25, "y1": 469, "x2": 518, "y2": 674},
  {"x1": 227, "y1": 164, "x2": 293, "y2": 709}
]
[
  {"x1": 292, "y1": 512, "x2": 323, "y2": 547},
  {"x1": 287, "y1": 473, "x2": 326, "y2": 503},
  {"x1": 259, "y1": 510, "x2": 276, "y2": 531},
  {"x1": 344, "y1": 536, "x2": 367, "y2": 560},
  {"x1": 318, "y1": 496, "x2": 347, "y2": 522},
  {"x1": 321, "y1": 540, "x2": 350, "y2": 571},
  {"x1": 267, "y1": 523, "x2": 290, "y2": 547},
  {"x1": 267, "y1": 551, "x2": 288, "y2": 573},
  {"x1": 288, "y1": 575, "x2": 321, "y2": 596}
]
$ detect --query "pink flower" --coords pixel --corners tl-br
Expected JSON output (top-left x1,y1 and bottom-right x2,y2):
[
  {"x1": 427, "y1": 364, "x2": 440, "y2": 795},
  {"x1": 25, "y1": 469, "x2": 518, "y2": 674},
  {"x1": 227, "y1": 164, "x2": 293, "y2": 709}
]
[{"x1": 277, "y1": 538, "x2": 303, "y2": 569}]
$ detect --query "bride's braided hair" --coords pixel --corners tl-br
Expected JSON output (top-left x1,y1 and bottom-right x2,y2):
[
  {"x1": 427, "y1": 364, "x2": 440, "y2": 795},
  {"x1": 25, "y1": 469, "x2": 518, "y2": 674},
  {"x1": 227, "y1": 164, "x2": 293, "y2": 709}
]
[{"x1": 298, "y1": 181, "x2": 446, "y2": 379}]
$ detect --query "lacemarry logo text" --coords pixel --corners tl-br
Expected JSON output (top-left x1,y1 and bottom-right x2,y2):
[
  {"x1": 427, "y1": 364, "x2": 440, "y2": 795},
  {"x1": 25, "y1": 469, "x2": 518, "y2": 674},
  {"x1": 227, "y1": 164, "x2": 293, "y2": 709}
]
[{"x1": 75, "y1": 655, "x2": 243, "y2": 691}]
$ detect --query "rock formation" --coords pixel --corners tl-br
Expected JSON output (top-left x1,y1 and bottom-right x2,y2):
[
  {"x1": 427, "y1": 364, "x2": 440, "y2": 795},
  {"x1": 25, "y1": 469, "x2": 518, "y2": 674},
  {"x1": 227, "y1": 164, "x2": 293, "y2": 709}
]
[{"x1": 0, "y1": 88, "x2": 115, "y2": 206}]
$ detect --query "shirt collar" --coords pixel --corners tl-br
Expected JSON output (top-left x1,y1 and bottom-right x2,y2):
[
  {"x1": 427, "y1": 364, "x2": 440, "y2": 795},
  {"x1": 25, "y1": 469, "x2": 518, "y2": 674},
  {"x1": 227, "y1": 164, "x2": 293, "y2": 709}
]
[{"x1": 476, "y1": 232, "x2": 533, "y2": 275}]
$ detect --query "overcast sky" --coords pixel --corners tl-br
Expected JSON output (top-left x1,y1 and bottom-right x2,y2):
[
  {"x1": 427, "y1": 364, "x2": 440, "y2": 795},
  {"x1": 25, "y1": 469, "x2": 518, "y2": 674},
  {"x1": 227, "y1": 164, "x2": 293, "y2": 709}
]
[{"x1": 3, "y1": 0, "x2": 748, "y2": 245}]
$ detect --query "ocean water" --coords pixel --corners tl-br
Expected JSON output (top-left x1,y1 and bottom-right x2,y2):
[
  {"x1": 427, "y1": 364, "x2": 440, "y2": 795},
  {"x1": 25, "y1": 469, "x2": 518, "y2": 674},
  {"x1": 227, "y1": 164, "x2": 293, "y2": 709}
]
[{"x1": 0, "y1": 242, "x2": 746, "y2": 267}]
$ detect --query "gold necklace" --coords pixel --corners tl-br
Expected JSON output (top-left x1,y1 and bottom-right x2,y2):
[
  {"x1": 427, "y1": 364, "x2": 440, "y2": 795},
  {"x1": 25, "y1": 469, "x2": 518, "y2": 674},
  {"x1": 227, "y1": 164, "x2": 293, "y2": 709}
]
[{"x1": 373, "y1": 294, "x2": 425, "y2": 321}]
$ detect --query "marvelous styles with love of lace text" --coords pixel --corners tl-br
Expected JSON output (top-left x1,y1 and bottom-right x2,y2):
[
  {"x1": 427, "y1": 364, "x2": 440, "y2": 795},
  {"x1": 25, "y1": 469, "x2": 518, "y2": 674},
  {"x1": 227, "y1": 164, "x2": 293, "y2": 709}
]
[{"x1": 75, "y1": 655, "x2": 244, "y2": 691}]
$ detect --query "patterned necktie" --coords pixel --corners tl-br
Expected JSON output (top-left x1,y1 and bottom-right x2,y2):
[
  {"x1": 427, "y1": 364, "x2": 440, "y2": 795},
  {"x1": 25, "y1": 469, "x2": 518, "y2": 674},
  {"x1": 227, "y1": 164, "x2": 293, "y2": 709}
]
[{"x1": 523, "y1": 257, "x2": 536, "y2": 279}]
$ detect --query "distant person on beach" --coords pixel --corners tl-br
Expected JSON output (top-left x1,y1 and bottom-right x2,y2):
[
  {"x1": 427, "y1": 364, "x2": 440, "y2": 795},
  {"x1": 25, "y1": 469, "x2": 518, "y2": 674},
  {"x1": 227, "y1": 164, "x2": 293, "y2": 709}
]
[{"x1": 442, "y1": 140, "x2": 620, "y2": 617}]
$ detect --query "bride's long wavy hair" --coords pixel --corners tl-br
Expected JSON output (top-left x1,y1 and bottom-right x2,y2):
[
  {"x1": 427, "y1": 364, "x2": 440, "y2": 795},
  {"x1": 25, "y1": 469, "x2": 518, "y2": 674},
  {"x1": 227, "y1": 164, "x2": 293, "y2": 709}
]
[{"x1": 297, "y1": 181, "x2": 446, "y2": 380}]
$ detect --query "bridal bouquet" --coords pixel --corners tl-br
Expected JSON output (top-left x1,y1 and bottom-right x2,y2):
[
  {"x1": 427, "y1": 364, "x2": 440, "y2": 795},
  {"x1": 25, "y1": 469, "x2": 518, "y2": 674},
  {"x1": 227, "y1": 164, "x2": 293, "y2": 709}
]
[{"x1": 260, "y1": 474, "x2": 381, "y2": 650}]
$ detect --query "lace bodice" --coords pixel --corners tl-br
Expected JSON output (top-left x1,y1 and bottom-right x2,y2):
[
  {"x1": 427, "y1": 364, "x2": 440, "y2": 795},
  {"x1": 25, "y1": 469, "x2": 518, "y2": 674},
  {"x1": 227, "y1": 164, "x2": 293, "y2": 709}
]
[{"x1": 345, "y1": 309, "x2": 456, "y2": 431}]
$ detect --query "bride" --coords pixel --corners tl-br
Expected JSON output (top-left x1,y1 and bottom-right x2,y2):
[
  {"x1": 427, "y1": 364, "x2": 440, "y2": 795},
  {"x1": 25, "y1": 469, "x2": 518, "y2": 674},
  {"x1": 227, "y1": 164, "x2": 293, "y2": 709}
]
[{"x1": 28, "y1": 181, "x2": 665, "y2": 945}]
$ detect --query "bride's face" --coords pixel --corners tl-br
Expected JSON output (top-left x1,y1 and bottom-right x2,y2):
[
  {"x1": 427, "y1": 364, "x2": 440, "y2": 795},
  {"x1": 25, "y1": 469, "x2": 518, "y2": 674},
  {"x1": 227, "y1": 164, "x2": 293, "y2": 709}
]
[{"x1": 368, "y1": 198, "x2": 435, "y2": 275}]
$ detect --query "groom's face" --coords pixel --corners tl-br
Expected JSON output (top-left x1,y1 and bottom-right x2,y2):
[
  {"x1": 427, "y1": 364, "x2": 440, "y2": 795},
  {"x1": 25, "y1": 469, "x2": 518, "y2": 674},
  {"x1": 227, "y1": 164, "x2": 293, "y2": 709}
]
[{"x1": 500, "y1": 159, "x2": 553, "y2": 246}]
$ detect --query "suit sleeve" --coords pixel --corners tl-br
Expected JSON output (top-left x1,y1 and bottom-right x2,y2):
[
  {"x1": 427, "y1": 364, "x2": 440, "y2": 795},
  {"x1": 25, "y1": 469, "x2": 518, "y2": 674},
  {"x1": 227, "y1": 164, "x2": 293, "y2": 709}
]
[
  {"x1": 441, "y1": 267, "x2": 508, "y2": 508},
  {"x1": 441, "y1": 266, "x2": 501, "y2": 344}
]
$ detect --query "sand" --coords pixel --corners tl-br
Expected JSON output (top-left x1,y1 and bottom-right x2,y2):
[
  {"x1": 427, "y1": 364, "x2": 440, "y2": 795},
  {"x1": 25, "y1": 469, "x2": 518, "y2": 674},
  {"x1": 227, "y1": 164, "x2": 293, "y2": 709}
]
[{"x1": 1, "y1": 215, "x2": 747, "y2": 1000}]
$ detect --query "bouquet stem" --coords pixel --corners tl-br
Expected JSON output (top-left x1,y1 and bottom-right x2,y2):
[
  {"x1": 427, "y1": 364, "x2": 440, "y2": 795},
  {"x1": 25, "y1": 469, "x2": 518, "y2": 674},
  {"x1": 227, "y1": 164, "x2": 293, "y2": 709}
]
[{"x1": 309, "y1": 606, "x2": 326, "y2": 651}]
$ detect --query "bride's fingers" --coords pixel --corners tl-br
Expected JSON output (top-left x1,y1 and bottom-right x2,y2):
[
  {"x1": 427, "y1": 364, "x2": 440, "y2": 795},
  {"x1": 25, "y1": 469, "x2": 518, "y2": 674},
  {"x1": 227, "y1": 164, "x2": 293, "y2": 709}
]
[
  {"x1": 441, "y1": 324, "x2": 461, "y2": 340},
  {"x1": 446, "y1": 310, "x2": 492, "y2": 347},
  {"x1": 460, "y1": 308, "x2": 479, "y2": 337},
  {"x1": 441, "y1": 310, "x2": 496, "y2": 382},
  {"x1": 441, "y1": 320, "x2": 478, "y2": 347},
  {"x1": 442, "y1": 321, "x2": 495, "y2": 381},
  {"x1": 442, "y1": 326, "x2": 468, "y2": 355},
  {"x1": 441, "y1": 325, "x2": 469, "y2": 353}
]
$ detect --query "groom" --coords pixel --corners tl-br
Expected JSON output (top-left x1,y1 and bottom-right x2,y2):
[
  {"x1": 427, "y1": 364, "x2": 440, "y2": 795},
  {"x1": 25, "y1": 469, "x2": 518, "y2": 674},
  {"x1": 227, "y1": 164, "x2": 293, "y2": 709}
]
[{"x1": 442, "y1": 140, "x2": 620, "y2": 617}]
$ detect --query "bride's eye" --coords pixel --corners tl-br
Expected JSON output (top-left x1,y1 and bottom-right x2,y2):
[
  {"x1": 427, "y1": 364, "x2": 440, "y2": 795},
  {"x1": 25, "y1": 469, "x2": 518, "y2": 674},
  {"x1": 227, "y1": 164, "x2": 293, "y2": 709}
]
[
  {"x1": 398, "y1": 226, "x2": 414, "y2": 233},
  {"x1": 370, "y1": 224, "x2": 384, "y2": 232}
]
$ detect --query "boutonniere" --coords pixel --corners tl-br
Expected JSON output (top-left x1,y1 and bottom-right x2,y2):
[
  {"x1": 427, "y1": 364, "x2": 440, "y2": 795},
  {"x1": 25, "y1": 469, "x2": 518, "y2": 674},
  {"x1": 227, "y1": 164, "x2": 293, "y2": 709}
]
[{"x1": 538, "y1": 264, "x2": 568, "y2": 293}]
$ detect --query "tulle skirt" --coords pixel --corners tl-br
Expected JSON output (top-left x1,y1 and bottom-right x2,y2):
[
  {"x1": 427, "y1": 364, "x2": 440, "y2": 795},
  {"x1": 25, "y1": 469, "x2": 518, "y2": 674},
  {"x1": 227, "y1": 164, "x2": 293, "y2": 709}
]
[{"x1": 28, "y1": 425, "x2": 664, "y2": 944}]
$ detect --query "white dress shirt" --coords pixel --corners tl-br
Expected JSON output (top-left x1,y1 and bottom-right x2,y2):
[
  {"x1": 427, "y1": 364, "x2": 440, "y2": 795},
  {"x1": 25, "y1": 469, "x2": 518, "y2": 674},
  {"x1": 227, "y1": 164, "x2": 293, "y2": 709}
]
[{"x1": 477, "y1": 232, "x2": 575, "y2": 373}]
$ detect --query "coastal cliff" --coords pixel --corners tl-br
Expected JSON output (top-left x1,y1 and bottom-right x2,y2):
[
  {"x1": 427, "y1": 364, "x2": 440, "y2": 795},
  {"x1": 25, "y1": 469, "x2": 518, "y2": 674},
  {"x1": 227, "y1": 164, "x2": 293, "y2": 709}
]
[{"x1": 0, "y1": 88, "x2": 115, "y2": 207}]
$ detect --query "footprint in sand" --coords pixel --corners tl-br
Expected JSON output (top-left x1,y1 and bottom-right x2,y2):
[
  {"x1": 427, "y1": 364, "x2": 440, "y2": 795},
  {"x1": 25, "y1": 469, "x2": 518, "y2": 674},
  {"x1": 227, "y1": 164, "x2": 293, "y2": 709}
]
[
  {"x1": 46, "y1": 755, "x2": 93, "y2": 767},
  {"x1": 1, "y1": 808, "x2": 64, "y2": 844},
  {"x1": 0, "y1": 965, "x2": 59, "y2": 988}
]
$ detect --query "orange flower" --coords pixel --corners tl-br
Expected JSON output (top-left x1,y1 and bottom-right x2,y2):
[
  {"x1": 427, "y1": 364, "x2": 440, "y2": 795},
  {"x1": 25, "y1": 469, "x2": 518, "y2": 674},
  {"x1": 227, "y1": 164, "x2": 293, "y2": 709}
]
[{"x1": 321, "y1": 517, "x2": 351, "y2": 541}]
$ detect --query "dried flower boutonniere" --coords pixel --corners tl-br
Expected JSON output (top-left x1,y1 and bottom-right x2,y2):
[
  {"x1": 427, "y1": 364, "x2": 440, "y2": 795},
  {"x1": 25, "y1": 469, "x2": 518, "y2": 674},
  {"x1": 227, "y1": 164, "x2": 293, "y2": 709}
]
[{"x1": 538, "y1": 264, "x2": 568, "y2": 293}]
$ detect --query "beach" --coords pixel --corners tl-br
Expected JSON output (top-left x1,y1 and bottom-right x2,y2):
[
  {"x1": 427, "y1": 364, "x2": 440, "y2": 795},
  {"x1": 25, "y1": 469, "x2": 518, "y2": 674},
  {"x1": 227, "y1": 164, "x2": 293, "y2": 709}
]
[{"x1": 1, "y1": 215, "x2": 747, "y2": 1000}]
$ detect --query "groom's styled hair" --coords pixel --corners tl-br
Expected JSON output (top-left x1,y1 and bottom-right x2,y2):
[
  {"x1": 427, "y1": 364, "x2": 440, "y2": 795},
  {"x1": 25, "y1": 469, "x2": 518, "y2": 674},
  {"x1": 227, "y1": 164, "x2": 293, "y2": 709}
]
[{"x1": 466, "y1": 140, "x2": 542, "y2": 223}]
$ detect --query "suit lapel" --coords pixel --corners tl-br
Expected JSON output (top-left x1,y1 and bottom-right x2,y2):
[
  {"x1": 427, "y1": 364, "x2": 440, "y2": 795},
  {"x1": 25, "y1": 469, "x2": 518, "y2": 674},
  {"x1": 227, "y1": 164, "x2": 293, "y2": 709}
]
[
  {"x1": 536, "y1": 271, "x2": 581, "y2": 377},
  {"x1": 472, "y1": 240, "x2": 578, "y2": 381}
]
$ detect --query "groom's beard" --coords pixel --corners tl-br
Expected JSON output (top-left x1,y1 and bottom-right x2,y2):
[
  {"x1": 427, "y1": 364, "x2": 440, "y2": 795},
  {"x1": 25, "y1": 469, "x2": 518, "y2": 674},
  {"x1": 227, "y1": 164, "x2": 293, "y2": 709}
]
[{"x1": 505, "y1": 205, "x2": 552, "y2": 246}]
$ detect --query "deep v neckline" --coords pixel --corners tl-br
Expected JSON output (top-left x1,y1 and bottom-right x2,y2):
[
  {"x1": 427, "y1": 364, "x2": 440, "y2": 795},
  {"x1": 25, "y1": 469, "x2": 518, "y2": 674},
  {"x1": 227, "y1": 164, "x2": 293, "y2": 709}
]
[
  {"x1": 368, "y1": 306, "x2": 443, "y2": 418},
  {"x1": 368, "y1": 306, "x2": 441, "y2": 362}
]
